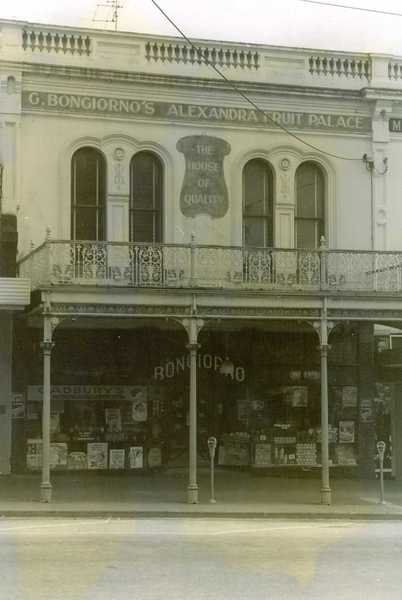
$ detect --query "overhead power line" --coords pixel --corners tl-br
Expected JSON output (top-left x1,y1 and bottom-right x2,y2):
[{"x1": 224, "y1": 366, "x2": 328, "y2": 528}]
[
  {"x1": 296, "y1": 0, "x2": 402, "y2": 18},
  {"x1": 149, "y1": 0, "x2": 363, "y2": 161}
]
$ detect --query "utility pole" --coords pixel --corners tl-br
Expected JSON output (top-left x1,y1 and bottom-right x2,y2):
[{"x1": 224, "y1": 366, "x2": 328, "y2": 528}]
[{"x1": 93, "y1": 0, "x2": 124, "y2": 31}]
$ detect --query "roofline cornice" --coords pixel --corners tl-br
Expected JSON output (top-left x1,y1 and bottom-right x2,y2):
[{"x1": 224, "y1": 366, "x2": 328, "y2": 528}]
[{"x1": 9, "y1": 60, "x2": 370, "y2": 102}]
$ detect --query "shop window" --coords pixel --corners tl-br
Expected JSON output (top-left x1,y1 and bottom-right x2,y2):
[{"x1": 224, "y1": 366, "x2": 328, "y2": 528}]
[
  {"x1": 71, "y1": 147, "x2": 106, "y2": 241},
  {"x1": 295, "y1": 162, "x2": 325, "y2": 248},
  {"x1": 243, "y1": 159, "x2": 274, "y2": 247},
  {"x1": 130, "y1": 151, "x2": 163, "y2": 243}
]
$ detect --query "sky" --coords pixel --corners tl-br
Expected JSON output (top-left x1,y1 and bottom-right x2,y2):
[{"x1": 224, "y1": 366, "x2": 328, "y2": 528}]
[{"x1": 2, "y1": 0, "x2": 402, "y2": 55}]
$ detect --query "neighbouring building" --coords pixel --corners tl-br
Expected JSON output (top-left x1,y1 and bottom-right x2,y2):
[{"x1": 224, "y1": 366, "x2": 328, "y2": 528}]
[{"x1": 2, "y1": 18, "x2": 402, "y2": 502}]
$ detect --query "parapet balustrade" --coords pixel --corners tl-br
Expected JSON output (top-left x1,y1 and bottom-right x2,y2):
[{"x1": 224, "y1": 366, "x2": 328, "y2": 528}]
[
  {"x1": 388, "y1": 60, "x2": 402, "y2": 80},
  {"x1": 308, "y1": 54, "x2": 371, "y2": 80},
  {"x1": 17, "y1": 240, "x2": 402, "y2": 295},
  {"x1": 145, "y1": 41, "x2": 259, "y2": 69},
  {"x1": 22, "y1": 28, "x2": 92, "y2": 55}
]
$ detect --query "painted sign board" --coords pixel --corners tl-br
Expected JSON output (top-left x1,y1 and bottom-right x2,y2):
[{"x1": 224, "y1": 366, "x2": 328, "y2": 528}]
[
  {"x1": 22, "y1": 91, "x2": 371, "y2": 133},
  {"x1": 177, "y1": 135, "x2": 230, "y2": 218},
  {"x1": 390, "y1": 118, "x2": 402, "y2": 132}
]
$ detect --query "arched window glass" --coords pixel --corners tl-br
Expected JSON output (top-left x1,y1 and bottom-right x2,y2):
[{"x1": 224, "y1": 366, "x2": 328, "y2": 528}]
[
  {"x1": 243, "y1": 159, "x2": 274, "y2": 247},
  {"x1": 71, "y1": 147, "x2": 106, "y2": 240},
  {"x1": 295, "y1": 162, "x2": 325, "y2": 248},
  {"x1": 130, "y1": 152, "x2": 163, "y2": 243}
]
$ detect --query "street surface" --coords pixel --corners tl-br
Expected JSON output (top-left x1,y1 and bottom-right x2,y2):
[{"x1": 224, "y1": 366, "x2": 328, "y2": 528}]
[{"x1": 0, "y1": 517, "x2": 401, "y2": 599}]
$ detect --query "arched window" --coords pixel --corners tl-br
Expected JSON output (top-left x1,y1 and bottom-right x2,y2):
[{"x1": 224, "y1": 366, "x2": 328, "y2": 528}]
[
  {"x1": 130, "y1": 152, "x2": 163, "y2": 243},
  {"x1": 295, "y1": 162, "x2": 325, "y2": 248},
  {"x1": 71, "y1": 147, "x2": 106, "y2": 240},
  {"x1": 243, "y1": 159, "x2": 274, "y2": 247}
]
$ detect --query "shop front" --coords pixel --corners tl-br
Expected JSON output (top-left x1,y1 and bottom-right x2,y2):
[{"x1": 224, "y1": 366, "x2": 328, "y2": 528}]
[{"x1": 13, "y1": 322, "x2": 376, "y2": 480}]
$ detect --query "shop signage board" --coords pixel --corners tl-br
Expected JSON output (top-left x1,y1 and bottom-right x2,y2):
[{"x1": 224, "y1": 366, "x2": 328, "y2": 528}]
[
  {"x1": 27, "y1": 385, "x2": 142, "y2": 402},
  {"x1": 22, "y1": 91, "x2": 371, "y2": 133}
]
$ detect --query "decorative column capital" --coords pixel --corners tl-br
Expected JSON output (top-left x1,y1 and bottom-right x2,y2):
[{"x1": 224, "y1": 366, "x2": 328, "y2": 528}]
[
  {"x1": 312, "y1": 319, "x2": 334, "y2": 346},
  {"x1": 40, "y1": 340, "x2": 55, "y2": 354},
  {"x1": 178, "y1": 317, "x2": 205, "y2": 345}
]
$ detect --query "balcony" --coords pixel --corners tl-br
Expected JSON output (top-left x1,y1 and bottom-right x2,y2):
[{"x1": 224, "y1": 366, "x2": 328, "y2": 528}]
[{"x1": 16, "y1": 241, "x2": 402, "y2": 296}]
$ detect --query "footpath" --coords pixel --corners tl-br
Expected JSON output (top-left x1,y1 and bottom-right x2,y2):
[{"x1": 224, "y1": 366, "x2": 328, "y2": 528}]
[{"x1": 0, "y1": 469, "x2": 402, "y2": 519}]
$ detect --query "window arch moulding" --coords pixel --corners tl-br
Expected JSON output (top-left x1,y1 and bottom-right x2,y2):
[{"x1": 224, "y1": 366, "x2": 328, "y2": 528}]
[
  {"x1": 70, "y1": 146, "x2": 107, "y2": 242},
  {"x1": 59, "y1": 137, "x2": 104, "y2": 241},
  {"x1": 242, "y1": 157, "x2": 275, "y2": 249},
  {"x1": 232, "y1": 146, "x2": 336, "y2": 249},
  {"x1": 231, "y1": 150, "x2": 276, "y2": 248},
  {"x1": 269, "y1": 147, "x2": 336, "y2": 249},
  {"x1": 60, "y1": 136, "x2": 173, "y2": 243},
  {"x1": 295, "y1": 160, "x2": 326, "y2": 250},
  {"x1": 129, "y1": 150, "x2": 164, "y2": 244}
]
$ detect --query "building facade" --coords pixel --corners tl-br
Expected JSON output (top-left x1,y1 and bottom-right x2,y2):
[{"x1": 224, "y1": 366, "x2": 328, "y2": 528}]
[{"x1": 2, "y1": 18, "x2": 402, "y2": 502}]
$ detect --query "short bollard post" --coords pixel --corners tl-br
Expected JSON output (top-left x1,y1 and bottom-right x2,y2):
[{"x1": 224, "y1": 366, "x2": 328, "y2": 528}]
[
  {"x1": 207, "y1": 437, "x2": 217, "y2": 504},
  {"x1": 377, "y1": 441, "x2": 386, "y2": 505}
]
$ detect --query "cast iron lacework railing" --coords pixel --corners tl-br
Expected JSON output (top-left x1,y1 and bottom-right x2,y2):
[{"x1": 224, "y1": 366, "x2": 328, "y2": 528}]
[
  {"x1": 17, "y1": 240, "x2": 402, "y2": 294},
  {"x1": 308, "y1": 54, "x2": 371, "y2": 80},
  {"x1": 22, "y1": 29, "x2": 92, "y2": 55},
  {"x1": 145, "y1": 41, "x2": 260, "y2": 69}
]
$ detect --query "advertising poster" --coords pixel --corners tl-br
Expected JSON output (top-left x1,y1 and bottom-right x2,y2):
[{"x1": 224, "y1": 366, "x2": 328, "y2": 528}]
[
  {"x1": 50, "y1": 413, "x2": 61, "y2": 435},
  {"x1": 284, "y1": 386, "x2": 308, "y2": 408},
  {"x1": 50, "y1": 443, "x2": 68, "y2": 468},
  {"x1": 12, "y1": 393, "x2": 25, "y2": 419},
  {"x1": 68, "y1": 452, "x2": 88, "y2": 470},
  {"x1": 132, "y1": 398, "x2": 147, "y2": 422},
  {"x1": 26, "y1": 438, "x2": 42, "y2": 470},
  {"x1": 109, "y1": 449, "x2": 125, "y2": 470},
  {"x1": 129, "y1": 446, "x2": 144, "y2": 469},
  {"x1": 359, "y1": 398, "x2": 374, "y2": 423},
  {"x1": 148, "y1": 447, "x2": 162, "y2": 468},
  {"x1": 339, "y1": 420, "x2": 355, "y2": 443},
  {"x1": 87, "y1": 442, "x2": 108, "y2": 469},
  {"x1": 342, "y1": 386, "x2": 358, "y2": 409},
  {"x1": 105, "y1": 408, "x2": 122, "y2": 432}
]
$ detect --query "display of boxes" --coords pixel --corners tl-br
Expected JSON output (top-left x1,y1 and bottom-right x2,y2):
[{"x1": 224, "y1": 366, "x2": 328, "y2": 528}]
[
  {"x1": 273, "y1": 436, "x2": 297, "y2": 445},
  {"x1": 296, "y1": 443, "x2": 318, "y2": 466},
  {"x1": 254, "y1": 443, "x2": 272, "y2": 467},
  {"x1": 273, "y1": 446, "x2": 296, "y2": 465}
]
